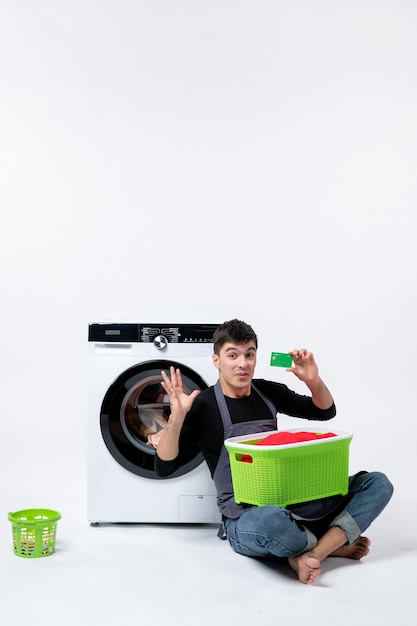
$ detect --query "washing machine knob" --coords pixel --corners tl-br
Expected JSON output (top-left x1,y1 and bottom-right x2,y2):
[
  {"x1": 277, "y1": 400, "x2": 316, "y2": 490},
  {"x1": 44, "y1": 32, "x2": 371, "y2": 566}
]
[{"x1": 153, "y1": 334, "x2": 169, "y2": 350}]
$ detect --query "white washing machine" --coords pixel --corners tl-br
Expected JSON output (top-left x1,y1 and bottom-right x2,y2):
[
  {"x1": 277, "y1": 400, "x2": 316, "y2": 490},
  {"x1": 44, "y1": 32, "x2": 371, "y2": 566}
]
[{"x1": 88, "y1": 316, "x2": 221, "y2": 524}]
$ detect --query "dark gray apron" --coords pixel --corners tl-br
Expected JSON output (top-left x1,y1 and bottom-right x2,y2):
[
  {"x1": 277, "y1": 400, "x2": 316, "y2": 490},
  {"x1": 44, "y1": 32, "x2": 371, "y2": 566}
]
[{"x1": 212, "y1": 380, "x2": 277, "y2": 519}]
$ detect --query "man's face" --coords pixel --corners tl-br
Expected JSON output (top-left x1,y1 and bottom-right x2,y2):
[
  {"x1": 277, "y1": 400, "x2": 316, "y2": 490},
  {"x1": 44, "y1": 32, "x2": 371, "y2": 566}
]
[{"x1": 212, "y1": 340, "x2": 257, "y2": 398}]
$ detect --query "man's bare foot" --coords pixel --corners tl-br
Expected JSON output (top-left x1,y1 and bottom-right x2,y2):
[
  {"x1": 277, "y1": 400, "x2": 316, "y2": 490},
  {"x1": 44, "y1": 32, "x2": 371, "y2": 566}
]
[
  {"x1": 329, "y1": 536, "x2": 371, "y2": 560},
  {"x1": 288, "y1": 553, "x2": 321, "y2": 584}
]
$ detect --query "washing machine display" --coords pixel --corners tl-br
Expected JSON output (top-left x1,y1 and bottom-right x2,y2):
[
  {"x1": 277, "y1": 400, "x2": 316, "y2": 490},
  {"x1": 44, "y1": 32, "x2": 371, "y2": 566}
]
[{"x1": 88, "y1": 319, "x2": 221, "y2": 524}]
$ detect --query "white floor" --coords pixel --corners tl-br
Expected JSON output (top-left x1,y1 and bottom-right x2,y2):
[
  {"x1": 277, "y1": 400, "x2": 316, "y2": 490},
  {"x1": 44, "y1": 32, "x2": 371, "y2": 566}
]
[{"x1": 1, "y1": 486, "x2": 414, "y2": 626}]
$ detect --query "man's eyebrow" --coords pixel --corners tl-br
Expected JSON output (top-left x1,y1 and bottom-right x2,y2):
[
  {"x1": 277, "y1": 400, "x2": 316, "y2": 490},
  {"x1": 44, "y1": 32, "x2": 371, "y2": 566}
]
[{"x1": 224, "y1": 346, "x2": 256, "y2": 352}]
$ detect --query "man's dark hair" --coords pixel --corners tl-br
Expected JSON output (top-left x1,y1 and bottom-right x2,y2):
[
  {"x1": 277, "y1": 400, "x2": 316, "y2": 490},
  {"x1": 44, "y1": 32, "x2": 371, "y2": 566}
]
[{"x1": 213, "y1": 319, "x2": 258, "y2": 355}]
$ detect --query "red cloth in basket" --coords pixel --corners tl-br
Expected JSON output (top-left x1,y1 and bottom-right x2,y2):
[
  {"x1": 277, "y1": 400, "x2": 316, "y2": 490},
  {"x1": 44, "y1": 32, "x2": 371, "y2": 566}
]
[
  {"x1": 240, "y1": 431, "x2": 336, "y2": 463},
  {"x1": 257, "y1": 431, "x2": 336, "y2": 446}
]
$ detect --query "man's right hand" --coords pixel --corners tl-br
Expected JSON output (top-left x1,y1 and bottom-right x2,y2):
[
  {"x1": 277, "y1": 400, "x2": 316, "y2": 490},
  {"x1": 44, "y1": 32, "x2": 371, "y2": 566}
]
[{"x1": 156, "y1": 366, "x2": 200, "y2": 461}]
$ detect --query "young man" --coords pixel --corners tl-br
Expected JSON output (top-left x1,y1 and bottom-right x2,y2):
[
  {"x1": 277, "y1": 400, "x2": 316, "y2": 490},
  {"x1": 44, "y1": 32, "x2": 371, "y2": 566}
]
[{"x1": 155, "y1": 319, "x2": 393, "y2": 584}]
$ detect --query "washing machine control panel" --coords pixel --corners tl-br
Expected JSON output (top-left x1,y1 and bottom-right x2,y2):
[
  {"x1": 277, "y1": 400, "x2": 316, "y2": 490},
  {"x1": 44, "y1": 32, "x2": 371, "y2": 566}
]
[
  {"x1": 140, "y1": 324, "x2": 218, "y2": 344},
  {"x1": 88, "y1": 322, "x2": 218, "y2": 343}
]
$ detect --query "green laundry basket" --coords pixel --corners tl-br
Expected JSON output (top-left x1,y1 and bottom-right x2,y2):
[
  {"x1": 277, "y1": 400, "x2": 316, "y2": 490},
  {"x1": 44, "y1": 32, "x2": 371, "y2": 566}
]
[
  {"x1": 225, "y1": 429, "x2": 352, "y2": 508},
  {"x1": 8, "y1": 509, "x2": 61, "y2": 558}
]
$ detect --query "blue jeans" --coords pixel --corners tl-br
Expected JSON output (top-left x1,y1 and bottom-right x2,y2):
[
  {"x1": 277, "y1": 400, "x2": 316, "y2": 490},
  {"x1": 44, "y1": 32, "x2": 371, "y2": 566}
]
[{"x1": 223, "y1": 471, "x2": 393, "y2": 558}]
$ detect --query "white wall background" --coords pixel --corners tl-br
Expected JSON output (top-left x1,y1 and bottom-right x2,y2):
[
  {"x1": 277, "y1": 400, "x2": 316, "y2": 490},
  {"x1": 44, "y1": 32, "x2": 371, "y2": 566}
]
[{"x1": 1, "y1": 0, "x2": 416, "y2": 512}]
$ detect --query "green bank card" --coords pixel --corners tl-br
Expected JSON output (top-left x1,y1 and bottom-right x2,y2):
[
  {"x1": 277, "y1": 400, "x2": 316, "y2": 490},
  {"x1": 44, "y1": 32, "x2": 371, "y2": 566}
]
[{"x1": 270, "y1": 352, "x2": 293, "y2": 368}]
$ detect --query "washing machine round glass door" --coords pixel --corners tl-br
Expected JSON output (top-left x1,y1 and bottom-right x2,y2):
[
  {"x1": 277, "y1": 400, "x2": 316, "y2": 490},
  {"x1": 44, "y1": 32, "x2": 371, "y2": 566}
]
[{"x1": 100, "y1": 360, "x2": 207, "y2": 479}]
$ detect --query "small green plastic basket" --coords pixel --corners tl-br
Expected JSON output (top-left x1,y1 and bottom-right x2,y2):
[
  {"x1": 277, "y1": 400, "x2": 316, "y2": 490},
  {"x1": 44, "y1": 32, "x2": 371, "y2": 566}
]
[
  {"x1": 8, "y1": 509, "x2": 61, "y2": 558},
  {"x1": 225, "y1": 429, "x2": 352, "y2": 508}
]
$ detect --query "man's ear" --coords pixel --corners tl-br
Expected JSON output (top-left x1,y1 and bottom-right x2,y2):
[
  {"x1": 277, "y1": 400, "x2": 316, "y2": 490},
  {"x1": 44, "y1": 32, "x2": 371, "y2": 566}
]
[{"x1": 212, "y1": 353, "x2": 219, "y2": 370}]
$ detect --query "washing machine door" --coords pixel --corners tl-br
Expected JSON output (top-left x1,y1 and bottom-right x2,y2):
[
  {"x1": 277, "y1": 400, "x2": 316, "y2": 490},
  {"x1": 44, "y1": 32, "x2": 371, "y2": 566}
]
[{"x1": 100, "y1": 360, "x2": 207, "y2": 479}]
